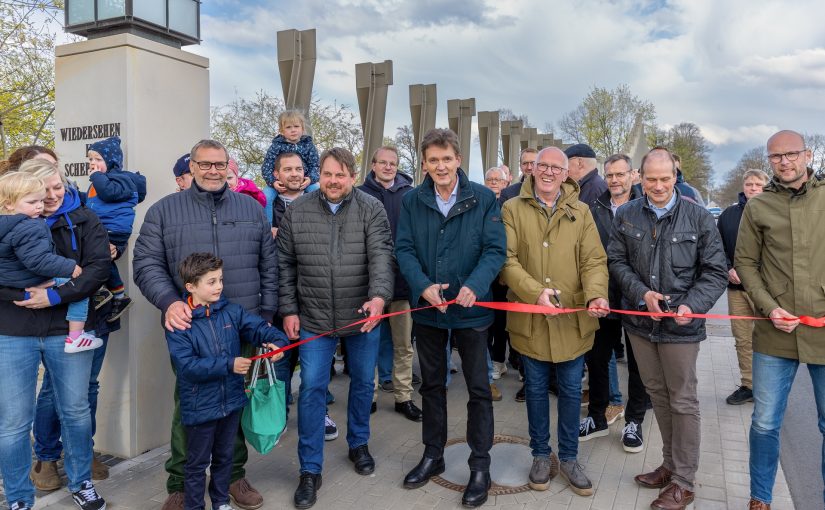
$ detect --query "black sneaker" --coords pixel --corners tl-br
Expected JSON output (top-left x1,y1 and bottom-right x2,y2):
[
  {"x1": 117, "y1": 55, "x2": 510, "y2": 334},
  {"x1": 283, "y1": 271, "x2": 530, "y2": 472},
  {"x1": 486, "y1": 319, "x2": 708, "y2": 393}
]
[
  {"x1": 726, "y1": 386, "x2": 753, "y2": 405},
  {"x1": 578, "y1": 416, "x2": 609, "y2": 442},
  {"x1": 10, "y1": 501, "x2": 32, "y2": 510},
  {"x1": 324, "y1": 414, "x2": 338, "y2": 441},
  {"x1": 92, "y1": 289, "x2": 113, "y2": 311},
  {"x1": 622, "y1": 421, "x2": 644, "y2": 453},
  {"x1": 106, "y1": 296, "x2": 132, "y2": 323},
  {"x1": 72, "y1": 480, "x2": 106, "y2": 510},
  {"x1": 515, "y1": 384, "x2": 526, "y2": 402}
]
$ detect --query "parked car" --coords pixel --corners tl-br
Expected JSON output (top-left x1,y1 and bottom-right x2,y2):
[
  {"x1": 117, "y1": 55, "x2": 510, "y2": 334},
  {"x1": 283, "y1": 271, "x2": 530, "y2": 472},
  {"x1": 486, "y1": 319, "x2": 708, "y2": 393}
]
[{"x1": 707, "y1": 206, "x2": 722, "y2": 219}]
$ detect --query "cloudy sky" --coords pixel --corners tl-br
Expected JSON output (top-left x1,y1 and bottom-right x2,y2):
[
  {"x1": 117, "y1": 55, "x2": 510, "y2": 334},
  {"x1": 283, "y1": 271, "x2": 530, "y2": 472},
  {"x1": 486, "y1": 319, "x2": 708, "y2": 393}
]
[{"x1": 186, "y1": 0, "x2": 825, "y2": 184}]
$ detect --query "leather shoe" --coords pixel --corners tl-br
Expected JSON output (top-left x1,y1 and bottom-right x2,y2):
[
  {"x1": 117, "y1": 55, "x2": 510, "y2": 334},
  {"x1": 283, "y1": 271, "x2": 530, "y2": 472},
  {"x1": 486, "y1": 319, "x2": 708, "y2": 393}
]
[
  {"x1": 461, "y1": 471, "x2": 491, "y2": 507},
  {"x1": 293, "y1": 472, "x2": 321, "y2": 509},
  {"x1": 634, "y1": 465, "x2": 672, "y2": 489},
  {"x1": 395, "y1": 400, "x2": 423, "y2": 422},
  {"x1": 650, "y1": 482, "x2": 694, "y2": 510},
  {"x1": 403, "y1": 456, "x2": 445, "y2": 489},
  {"x1": 748, "y1": 499, "x2": 771, "y2": 510},
  {"x1": 348, "y1": 445, "x2": 375, "y2": 475}
]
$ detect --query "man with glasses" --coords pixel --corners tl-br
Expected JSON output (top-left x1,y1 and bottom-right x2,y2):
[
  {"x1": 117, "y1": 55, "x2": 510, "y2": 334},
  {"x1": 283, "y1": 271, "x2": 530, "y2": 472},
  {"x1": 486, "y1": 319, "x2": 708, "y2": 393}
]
[
  {"x1": 735, "y1": 130, "x2": 825, "y2": 510},
  {"x1": 565, "y1": 143, "x2": 607, "y2": 206},
  {"x1": 357, "y1": 146, "x2": 422, "y2": 422},
  {"x1": 607, "y1": 147, "x2": 727, "y2": 510},
  {"x1": 134, "y1": 139, "x2": 278, "y2": 510},
  {"x1": 499, "y1": 148, "x2": 538, "y2": 204},
  {"x1": 484, "y1": 167, "x2": 507, "y2": 198},
  {"x1": 581, "y1": 154, "x2": 650, "y2": 454},
  {"x1": 500, "y1": 146, "x2": 609, "y2": 496}
]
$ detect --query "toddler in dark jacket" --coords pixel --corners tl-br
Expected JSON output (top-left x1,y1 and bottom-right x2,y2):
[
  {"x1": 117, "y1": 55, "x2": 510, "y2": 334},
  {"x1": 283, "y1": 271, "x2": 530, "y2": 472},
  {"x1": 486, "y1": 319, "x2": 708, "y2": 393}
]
[
  {"x1": 165, "y1": 253, "x2": 287, "y2": 510},
  {"x1": 0, "y1": 172, "x2": 102, "y2": 352},
  {"x1": 85, "y1": 136, "x2": 147, "y2": 323}
]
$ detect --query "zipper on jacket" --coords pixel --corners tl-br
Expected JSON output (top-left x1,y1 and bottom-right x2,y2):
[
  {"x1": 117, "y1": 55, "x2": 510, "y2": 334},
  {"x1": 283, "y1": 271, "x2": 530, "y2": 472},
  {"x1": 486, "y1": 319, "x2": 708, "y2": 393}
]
[
  {"x1": 330, "y1": 211, "x2": 338, "y2": 332},
  {"x1": 207, "y1": 315, "x2": 227, "y2": 415},
  {"x1": 210, "y1": 196, "x2": 219, "y2": 257}
]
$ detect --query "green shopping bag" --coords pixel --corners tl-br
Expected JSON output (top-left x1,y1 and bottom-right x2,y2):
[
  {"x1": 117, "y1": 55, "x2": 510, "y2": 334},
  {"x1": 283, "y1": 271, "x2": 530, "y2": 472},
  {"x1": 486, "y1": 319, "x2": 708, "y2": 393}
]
[{"x1": 242, "y1": 354, "x2": 286, "y2": 455}]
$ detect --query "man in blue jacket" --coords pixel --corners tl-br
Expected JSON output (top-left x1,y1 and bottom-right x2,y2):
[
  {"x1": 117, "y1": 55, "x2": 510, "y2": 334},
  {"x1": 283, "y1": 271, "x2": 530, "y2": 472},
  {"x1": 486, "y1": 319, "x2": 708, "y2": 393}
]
[{"x1": 396, "y1": 128, "x2": 506, "y2": 508}]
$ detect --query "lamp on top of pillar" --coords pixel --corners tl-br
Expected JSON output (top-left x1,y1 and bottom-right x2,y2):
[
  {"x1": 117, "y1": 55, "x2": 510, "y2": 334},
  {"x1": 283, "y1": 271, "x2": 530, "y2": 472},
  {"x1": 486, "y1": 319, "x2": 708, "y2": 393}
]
[{"x1": 64, "y1": 0, "x2": 200, "y2": 48}]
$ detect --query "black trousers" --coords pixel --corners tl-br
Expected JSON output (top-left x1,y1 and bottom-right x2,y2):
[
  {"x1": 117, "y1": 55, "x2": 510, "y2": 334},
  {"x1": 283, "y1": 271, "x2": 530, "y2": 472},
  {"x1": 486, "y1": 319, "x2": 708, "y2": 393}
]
[
  {"x1": 415, "y1": 323, "x2": 493, "y2": 471},
  {"x1": 184, "y1": 409, "x2": 242, "y2": 510},
  {"x1": 585, "y1": 318, "x2": 648, "y2": 427},
  {"x1": 487, "y1": 281, "x2": 510, "y2": 363}
]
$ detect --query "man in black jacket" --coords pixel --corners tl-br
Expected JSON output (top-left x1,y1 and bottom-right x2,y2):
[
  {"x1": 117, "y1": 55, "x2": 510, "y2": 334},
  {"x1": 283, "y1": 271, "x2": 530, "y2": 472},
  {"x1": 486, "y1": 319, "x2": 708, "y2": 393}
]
[
  {"x1": 357, "y1": 146, "x2": 422, "y2": 422},
  {"x1": 279, "y1": 147, "x2": 393, "y2": 509},
  {"x1": 565, "y1": 143, "x2": 607, "y2": 206},
  {"x1": 498, "y1": 147, "x2": 537, "y2": 205},
  {"x1": 134, "y1": 139, "x2": 277, "y2": 510},
  {"x1": 607, "y1": 148, "x2": 727, "y2": 510},
  {"x1": 716, "y1": 168, "x2": 769, "y2": 405},
  {"x1": 580, "y1": 154, "x2": 649, "y2": 454}
]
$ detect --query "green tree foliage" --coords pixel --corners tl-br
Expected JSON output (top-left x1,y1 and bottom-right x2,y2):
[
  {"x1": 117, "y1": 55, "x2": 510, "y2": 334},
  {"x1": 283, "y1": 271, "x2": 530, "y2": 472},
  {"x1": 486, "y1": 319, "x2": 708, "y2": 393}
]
[
  {"x1": 0, "y1": 0, "x2": 64, "y2": 158},
  {"x1": 556, "y1": 84, "x2": 656, "y2": 158},
  {"x1": 650, "y1": 122, "x2": 713, "y2": 200}
]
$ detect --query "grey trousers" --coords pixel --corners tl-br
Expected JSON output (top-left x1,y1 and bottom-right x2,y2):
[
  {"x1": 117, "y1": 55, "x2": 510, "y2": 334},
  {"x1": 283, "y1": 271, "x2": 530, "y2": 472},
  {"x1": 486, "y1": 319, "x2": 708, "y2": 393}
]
[{"x1": 628, "y1": 333, "x2": 700, "y2": 490}]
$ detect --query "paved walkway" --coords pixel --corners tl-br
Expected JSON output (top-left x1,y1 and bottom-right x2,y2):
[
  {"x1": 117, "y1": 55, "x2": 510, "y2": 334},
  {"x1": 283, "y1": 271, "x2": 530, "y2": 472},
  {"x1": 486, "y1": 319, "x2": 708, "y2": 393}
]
[{"x1": 21, "y1": 306, "x2": 797, "y2": 509}]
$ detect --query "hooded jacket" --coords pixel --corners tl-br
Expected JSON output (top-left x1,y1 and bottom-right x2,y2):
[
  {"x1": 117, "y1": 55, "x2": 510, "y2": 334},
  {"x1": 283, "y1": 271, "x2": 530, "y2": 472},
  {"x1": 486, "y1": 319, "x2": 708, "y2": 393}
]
[
  {"x1": 166, "y1": 296, "x2": 288, "y2": 426},
  {"x1": 716, "y1": 192, "x2": 748, "y2": 290},
  {"x1": 357, "y1": 170, "x2": 414, "y2": 300},
  {"x1": 500, "y1": 176, "x2": 608, "y2": 362},
  {"x1": 0, "y1": 193, "x2": 111, "y2": 336},
  {"x1": 0, "y1": 214, "x2": 77, "y2": 288},
  {"x1": 260, "y1": 134, "x2": 320, "y2": 188},
  {"x1": 607, "y1": 189, "x2": 728, "y2": 343},
  {"x1": 86, "y1": 136, "x2": 147, "y2": 240},
  {"x1": 395, "y1": 169, "x2": 506, "y2": 329},
  {"x1": 735, "y1": 170, "x2": 825, "y2": 364},
  {"x1": 277, "y1": 188, "x2": 394, "y2": 336}
]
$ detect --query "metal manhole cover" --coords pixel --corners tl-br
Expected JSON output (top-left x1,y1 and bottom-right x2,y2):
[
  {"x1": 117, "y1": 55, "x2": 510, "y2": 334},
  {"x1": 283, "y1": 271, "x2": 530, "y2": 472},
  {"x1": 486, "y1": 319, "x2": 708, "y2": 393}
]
[{"x1": 430, "y1": 434, "x2": 534, "y2": 495}]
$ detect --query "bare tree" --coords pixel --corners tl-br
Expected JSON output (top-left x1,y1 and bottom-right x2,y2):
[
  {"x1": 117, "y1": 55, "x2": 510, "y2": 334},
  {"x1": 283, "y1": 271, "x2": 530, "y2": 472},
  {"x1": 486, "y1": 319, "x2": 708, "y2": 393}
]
[
  {"x1": 716, "y1": 146, "x2": 770, "y2": 207},
  {"x1": 394, "y1": 124, "x2": 417, "y2": 179}
]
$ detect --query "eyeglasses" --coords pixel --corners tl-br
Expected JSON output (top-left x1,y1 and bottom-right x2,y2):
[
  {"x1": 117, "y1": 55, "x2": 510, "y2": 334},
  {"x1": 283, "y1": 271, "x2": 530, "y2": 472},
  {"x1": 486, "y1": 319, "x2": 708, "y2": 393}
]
[
  {"x1": 192, "y1": 160, "x2": 228, "y2": 171},
  {"x1": 535, "y1": 162, "x2": 566, "y2": 174},
  {"x1": 520, "y1": 161, "x2": 535, "y2": 167},
  {"x1": 485, "y1": 178, "x2": 504, "y2": 184},
  {"x1": 605, "y1": 172, "x2": 628, "y2": 180},
  {"x1": 374, "y1": 160, "x2": 397, "y2": 168},
  {"x1": 768, "y1": 150, "x2": 806, "y2": 164}
]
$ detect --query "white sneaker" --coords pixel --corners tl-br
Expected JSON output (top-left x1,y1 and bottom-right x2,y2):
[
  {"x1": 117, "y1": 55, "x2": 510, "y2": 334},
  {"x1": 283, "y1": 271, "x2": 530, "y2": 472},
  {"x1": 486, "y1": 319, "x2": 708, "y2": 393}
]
[
  {"x1": 65, "y1": 332, "x2": 103, "y2": 353},
  {"x1": 492, "y1": 361, "x2": 507, "y2": 380},
  {"x1": 214, "y1": 505, "x2": 235, "y2": 510}
]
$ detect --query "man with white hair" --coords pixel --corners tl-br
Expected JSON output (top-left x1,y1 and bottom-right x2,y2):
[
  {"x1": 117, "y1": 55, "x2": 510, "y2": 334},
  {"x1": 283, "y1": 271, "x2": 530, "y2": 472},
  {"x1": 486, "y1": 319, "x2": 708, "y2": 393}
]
[{"x1": 483, "y1": 167, "x2": 507, "y2": 199}]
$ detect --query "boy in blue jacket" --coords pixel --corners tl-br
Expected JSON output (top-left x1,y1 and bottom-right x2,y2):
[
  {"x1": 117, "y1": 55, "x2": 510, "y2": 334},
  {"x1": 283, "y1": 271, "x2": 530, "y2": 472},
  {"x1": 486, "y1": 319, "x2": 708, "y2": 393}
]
[
  {"x1": 165, "y1": 252, "x2": 287, "y2": 510},
  {"x1": 85, "y1": 136, "x2": 147, "y2": 322}
]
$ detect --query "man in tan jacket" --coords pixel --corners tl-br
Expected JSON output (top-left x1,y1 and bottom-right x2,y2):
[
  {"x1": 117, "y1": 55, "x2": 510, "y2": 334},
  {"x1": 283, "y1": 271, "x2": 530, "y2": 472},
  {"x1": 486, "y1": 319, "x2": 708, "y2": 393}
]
[
  {"x1": 735, "y1": 129, "x2": 825, "y2": 510},
  {"x1": 500, "y1": 147, "x2": 609, "y2": 497}
]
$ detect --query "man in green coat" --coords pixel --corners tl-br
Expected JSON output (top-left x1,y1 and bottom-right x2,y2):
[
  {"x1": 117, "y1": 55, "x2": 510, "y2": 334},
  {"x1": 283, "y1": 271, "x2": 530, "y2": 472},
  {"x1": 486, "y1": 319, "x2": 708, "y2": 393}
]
[
  {"x1": 735, "y1": 129, "x2": 825, "y2": 510},
  {"x1": 500, "y1": 147, "x2": 609, "y2": 497}
]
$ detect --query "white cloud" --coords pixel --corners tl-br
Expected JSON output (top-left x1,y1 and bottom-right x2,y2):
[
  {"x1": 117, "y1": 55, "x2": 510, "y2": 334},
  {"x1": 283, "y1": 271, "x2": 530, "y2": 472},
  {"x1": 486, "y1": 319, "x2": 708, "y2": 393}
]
[{"x1": 700, "y1": 124, "x2": 779, "y2": 146}]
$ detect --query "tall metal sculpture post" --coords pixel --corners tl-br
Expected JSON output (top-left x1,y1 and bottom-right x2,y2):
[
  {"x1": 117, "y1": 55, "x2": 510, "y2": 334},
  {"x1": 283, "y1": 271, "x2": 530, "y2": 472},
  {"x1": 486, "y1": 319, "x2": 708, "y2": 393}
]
[
  {"x1": 477, "y1": 110, "x2": 500, "y2": 172},
  {"x1": 277, "y1": 29, "x2": 316, "y2": 128},
  {"x1": 447, "y1": 98, "x2": 476, "y2": 171},
  {"x1": 356, "y1": 60, "x2": 393, "y2": 181},
  {"x1": 409, "y1": 84, "x2": 437, "y2": 184},
  {"x1": 501, "y1": 120, "x2": 524, "y2": 179}
]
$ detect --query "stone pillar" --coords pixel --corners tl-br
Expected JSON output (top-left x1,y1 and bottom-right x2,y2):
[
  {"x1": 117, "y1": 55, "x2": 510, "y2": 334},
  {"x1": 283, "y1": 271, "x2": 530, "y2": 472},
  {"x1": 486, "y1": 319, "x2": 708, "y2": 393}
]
[
  {"x1": 501, "y1": 120, "x2": 524, "y2": 179},
  {"x1": 447, "y1": 98, "x2": 476, "y2": 170},
  {"x1": 54, "y1": 34, "x2": 210, "y2": 458},
  {"x1": 520, "y1": 127, "x2": 538, "y2": 151},
  {"x1": 277, "y1": 29, "x2": 316, "y2": 124},
  {"x1": 356, "y1": 60, "x2": 393, "y2": 182},
  {"x1": 409, "y1": 84, "x2": 437, "y2": 184},
  {"x1": 477, "y1": 111, "x2": 500, "y2": 172}
]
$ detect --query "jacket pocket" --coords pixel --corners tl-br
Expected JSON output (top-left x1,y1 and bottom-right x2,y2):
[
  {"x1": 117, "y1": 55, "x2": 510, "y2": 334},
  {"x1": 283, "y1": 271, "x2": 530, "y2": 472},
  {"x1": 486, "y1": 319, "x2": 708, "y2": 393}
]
[
  {"x1": 669, "y1": 231, "x2": 698, "y2": 268},
  {"x1": 618, "y1": 222, "x2": 645, "y2": 243}
]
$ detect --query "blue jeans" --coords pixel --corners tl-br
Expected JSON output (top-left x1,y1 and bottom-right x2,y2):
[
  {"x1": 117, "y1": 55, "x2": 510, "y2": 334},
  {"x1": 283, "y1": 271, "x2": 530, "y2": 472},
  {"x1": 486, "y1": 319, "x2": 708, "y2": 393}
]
[
  {"x1": 377, "y1": 321, "x2": 393, "y2": 382},
  {"x1": 54, "y1": 277, "x2": 89, "y2": 323},
  {"x1": 34, "y1": 334, "x2": 109, "y2": 460},
  {"x1": 0, "y1": 334, "x2": 94, "y2": 506},
  {"x1": 297, "y1": 328, "x2": 379, "y2": 474},
  {"x1": 750, "y1": 352, "x2": 825, "y2": 504},
  {"x1": 522, "y1": 353, "x2": 584, "y2": 461},
  {"x1": 608, "y1": 352, "x2": 623, "y2": 405}
]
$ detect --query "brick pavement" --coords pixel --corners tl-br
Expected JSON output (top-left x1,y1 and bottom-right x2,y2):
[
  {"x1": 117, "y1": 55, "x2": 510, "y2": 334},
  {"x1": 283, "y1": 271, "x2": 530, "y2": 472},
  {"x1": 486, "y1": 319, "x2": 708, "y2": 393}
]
[{"x1": 18, "y1": 318, "x2": 795, "y2": 509}]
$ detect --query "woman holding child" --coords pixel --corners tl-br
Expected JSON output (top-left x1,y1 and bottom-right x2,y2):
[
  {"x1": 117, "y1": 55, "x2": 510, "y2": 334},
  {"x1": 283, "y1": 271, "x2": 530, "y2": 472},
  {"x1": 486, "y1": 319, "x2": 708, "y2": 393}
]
[{"x1": 0, "y1": 158, "x2": 111, "y2": 510}]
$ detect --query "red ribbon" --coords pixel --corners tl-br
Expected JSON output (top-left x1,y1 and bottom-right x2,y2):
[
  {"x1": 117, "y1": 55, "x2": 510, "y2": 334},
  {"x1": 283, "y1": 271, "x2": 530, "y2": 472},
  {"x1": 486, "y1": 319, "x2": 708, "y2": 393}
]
[{"x1": 250, "y1": 299, "x2": 824, "y2": 361}]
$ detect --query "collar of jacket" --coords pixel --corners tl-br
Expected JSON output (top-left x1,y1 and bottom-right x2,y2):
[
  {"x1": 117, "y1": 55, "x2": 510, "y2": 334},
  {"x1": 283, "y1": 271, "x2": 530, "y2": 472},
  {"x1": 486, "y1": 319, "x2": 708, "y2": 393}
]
[
  {"x1": 578, "y1": 168, "x2": 600, "y2": 187},
  {"x1": 364, "y1": 170, "x2": 413, "y2": 193},
  {"x1": 594, "y1": 186, "x2": 641, "y2": 211},
  {"x1": 417, "y1": 169, "x2": 477, "y2": 218},
  {"x1": 316, "y1": 186, "x2": 356, "y2": 213},
  {"x1": 185, "y1": 294, "x2": 228, "y2": 318},
  {"x1": 737, "y1": 191, "x2": 748, "y2": 207},
  {"x1": 764, "y1": 167, "x2": 823, "y2": 195},
  {"x1": 641, "y1": 186, "x2": 683, "y2": 219},
  {"x1": 187, "y1": 182, "x2": 229, "y2": 205},
  {"x1": 517, "y1": 174, "x2": 581, "y2": 222}
]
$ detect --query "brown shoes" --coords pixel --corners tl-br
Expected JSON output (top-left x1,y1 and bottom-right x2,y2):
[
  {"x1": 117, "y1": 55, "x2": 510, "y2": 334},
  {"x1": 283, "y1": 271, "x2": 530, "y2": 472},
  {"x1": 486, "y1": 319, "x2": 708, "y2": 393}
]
[
  {"x1": 650, "y1": 482, "x2": 694, "y2": 509},
  {"x1": 634, "y1": 465, "x2": 673, "y2": 489},
  {"x1": 748, "y1": 499, "x2": 771, "y2": 509},
  {"x1": 30, "y1": 460, "x2": 61, "y2": 491},
  {"x1": 161, "y1": 492, "x2": 184, "y2": 510},
  {"x1": 229, "y1": 478, "x2": 264, "y2": 510}
]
